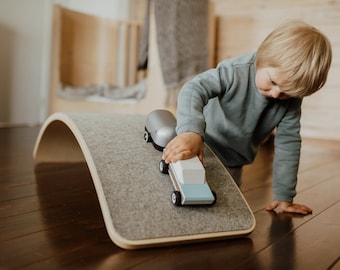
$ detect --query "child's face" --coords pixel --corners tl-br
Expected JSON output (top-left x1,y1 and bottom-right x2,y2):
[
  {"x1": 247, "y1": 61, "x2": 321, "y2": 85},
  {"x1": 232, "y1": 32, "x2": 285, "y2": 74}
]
[{"x1": 255, "y1": 67, "x2": 290, "y2": 100}]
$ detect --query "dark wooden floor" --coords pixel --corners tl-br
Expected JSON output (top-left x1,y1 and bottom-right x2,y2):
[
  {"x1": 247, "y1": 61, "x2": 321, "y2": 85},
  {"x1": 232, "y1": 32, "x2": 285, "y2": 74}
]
[{"x1": 0, "y1": 126, "x2": 339, "y2": 269}]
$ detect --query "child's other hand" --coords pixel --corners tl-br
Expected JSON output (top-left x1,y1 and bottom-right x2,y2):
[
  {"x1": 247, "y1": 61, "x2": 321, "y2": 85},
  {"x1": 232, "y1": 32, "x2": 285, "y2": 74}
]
[
  {"x1": 162, "y1": 132, "x2": 203, "y2": 164},
  {"x1": 266, "y1": 201, "x2": 312, "y2": 215}
]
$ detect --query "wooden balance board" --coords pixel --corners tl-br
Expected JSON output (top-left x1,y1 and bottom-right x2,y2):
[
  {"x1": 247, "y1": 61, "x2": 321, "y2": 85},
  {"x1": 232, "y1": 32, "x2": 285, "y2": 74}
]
[{"x1": 33, "y1": 112, "x2": 255, "y2": 249}]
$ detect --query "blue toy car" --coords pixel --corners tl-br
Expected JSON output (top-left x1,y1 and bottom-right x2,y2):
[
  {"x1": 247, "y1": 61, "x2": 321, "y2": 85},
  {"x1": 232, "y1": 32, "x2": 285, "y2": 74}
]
[{"x1": 159, "y1": 156, "x2": 217, "y2": 206}]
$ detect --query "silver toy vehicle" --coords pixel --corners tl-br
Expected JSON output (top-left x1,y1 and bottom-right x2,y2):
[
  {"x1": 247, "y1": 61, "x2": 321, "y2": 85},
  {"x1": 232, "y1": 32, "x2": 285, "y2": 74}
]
[{"x1": 144, "y1": 109, "x2": 177, "y2": 151}]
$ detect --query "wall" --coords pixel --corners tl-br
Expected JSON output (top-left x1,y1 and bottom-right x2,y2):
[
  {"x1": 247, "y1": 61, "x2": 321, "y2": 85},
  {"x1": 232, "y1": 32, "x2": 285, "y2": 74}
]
[
  {"x1": 0, "y1": 0, "x2": 130, "y2": 126},
  {"x1": 213, "y1": 0, "x2": 340, "y2": 140},
  {"x1": 0, "y1": 0, "x2": 49, "y2": 125}
]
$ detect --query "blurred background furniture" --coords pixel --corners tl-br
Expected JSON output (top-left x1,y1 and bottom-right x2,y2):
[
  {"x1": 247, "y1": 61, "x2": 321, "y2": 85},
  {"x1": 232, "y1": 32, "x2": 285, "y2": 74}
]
[{"x1": 49, "y1": 2, "x2": 216, "y2": 115}]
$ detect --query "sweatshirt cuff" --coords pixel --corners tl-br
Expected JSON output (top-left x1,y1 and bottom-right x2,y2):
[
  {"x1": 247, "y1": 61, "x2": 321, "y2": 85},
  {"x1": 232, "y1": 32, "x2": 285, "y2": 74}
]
[
  {"x1": 176, "y1": 124, "x2": 205, "y2": 139},
  {"x1": 273, "y1": 193, "x2": 294, "y2": 203}
]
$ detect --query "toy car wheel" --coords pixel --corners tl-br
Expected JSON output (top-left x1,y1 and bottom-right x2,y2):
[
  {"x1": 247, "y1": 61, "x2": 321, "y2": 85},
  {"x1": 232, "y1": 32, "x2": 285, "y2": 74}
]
[
  {"x1": 143, "y1": 130, "x2": 153, "y2": 142},
  {"x1": 159, "y1": 160, "x2": 169, "y2": 174},
  {"x1": 211, "y1": 190, "x2": 217, "y2": 206},
  {"x1": 171, "y1": 191, "x2": 181, "y2": 206}
]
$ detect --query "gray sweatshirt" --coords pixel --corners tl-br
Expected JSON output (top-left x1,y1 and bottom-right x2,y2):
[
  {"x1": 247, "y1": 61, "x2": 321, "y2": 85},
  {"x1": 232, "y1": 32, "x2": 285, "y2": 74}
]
[{"x1": 176, "y1": 53, "x2": 302, "y2": 202}]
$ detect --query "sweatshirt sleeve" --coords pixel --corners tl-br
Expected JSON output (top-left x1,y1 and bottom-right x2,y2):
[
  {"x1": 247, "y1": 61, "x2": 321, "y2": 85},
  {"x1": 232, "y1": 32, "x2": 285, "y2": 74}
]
[
  {"x1": 176, "y1": 62, "x2": 234, "y2": 137},
  {"x1": 272, "y1": 98, "x2": 302, "y2": 202}
]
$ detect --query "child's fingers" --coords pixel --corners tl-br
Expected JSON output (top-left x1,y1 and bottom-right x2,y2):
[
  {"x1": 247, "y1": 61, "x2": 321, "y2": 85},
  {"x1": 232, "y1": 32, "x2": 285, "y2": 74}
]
[
  {"x1": 266, "y1": 201, "x2": 279, "y2": 211},
  {"x1": 165, "y1": 149, "x2": 192, "y2": 163},
  {"x1": 285, "y1": 204, "x2": 312, "y2": 215},
  {"x1": 266, "y1": 201, "x2": 312, "y2": 215},
  {"x1": 162, "y1": 132, "x2": 204, "y2": 163}
]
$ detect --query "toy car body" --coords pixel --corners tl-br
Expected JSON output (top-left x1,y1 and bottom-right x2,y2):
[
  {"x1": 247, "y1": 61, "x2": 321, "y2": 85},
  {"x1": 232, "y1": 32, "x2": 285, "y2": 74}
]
[
  {"x1": 144, "y1": 109, "x2": 177, "y2": 151},
  {"x1": 160, "y1": 156, "x2": 216, "y2": 206}
]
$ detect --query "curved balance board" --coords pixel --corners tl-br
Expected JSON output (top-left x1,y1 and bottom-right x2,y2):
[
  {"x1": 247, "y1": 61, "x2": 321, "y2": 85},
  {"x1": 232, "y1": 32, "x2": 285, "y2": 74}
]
[{"x1": 33, "y1": 112, "x2": 255, "y2": 249}]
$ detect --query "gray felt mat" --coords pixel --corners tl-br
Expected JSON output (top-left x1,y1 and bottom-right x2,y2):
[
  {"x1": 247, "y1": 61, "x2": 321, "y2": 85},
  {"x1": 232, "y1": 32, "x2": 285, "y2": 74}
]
[{"x1": 33, "y1": 112, "x2": 255, "y2": 249}]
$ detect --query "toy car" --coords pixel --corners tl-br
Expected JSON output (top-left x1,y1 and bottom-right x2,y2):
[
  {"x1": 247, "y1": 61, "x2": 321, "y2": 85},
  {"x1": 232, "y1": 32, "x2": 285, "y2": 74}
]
[
  {"x1": 144, "y1": 110, "x2": 177, "y2": 151},
  {"x1": 159, "y1": 156, "x2": 217, "y2": 206}
]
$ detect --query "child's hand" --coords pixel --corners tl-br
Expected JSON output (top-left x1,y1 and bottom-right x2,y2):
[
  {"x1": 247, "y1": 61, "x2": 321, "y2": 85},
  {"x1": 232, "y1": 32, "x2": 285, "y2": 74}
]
[
  {"x1": 162, "y1": 132, "x2": 203, "y2": 164},
  {"x1": 266, "y1": 201, "x2": 312, "y2": 215}
]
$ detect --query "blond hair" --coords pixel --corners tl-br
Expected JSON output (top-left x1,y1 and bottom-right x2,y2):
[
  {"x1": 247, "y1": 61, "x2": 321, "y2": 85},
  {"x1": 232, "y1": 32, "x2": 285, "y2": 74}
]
[{"x1": 256, "y1": 20, "x2": 332, "y2": 97}]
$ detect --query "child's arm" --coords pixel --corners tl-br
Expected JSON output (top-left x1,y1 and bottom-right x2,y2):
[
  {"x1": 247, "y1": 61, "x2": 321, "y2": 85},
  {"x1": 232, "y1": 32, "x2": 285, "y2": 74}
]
[
  {"x1": 271, "y1": 98, "x2": 313, "y2": 215},
  {"x1": 162, "y1": 132, "x2": 204, "y2": 164}
]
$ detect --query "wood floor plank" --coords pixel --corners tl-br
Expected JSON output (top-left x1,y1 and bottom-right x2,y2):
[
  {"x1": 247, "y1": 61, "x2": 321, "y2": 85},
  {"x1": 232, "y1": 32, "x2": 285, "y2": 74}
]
[
  {"x1": 241, "y1": 139, "x2": 274, "y2": 192},
  {"x1": 299, "y1": 150, "x2": 340, "y2": 172},
  {"x1": 237, "y1": 201, "x2": 340, "y2": 270},
  {"x1": 241, "y1": 138, "x2": 340, "y2": 193},
  {"x1": 24, "y1": 241, "x2": 168, "y2": 270},
  {"x1": 1, "y1": 127, "x2": 340, "y2": 269},
  {"x1": 331, "y1": 258, "x2": 340, "y2": 270},
  {"x1": 0, "y1": 184, "x2": 102, "y2": 243},
  {"x1": 296, "y1": 159, "x2": 340, "y2": 192},
  {"x1": 242, "y1": 163, "x2": 340, "y2": 223},
  {"x1": 127, "y1": 239, "x2": 256, "y2": 270},
  {"x1": 241, "y1": 147, "x2": 340, "y2": 214},
  {"x1": 0, "y1": 221, "x2": 115, "y2": 269}
]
